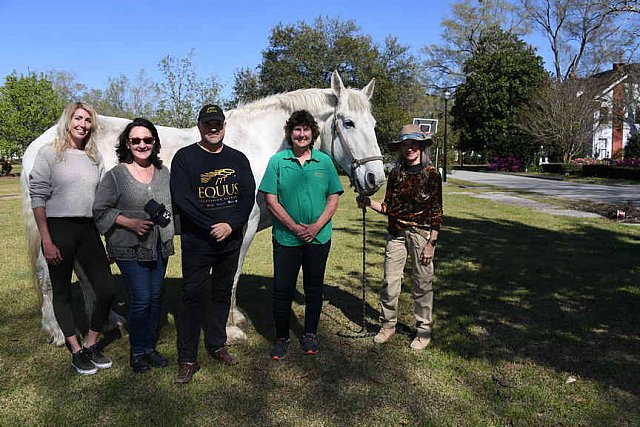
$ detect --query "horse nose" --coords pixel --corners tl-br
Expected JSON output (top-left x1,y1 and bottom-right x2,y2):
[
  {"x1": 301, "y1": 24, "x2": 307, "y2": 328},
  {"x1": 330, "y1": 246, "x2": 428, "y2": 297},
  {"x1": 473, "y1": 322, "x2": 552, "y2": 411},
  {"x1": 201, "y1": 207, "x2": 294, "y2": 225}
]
[{"x1": 366, "y1": 172, "x2": 376, "y2": 188}]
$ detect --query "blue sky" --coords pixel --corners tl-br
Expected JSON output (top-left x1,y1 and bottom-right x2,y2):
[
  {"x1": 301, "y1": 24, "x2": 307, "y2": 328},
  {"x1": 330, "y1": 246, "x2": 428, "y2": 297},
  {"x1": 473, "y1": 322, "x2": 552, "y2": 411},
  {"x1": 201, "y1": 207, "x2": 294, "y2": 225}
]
[{"x1": 0, "y1": 0, "x2": 548, "y2": 98}]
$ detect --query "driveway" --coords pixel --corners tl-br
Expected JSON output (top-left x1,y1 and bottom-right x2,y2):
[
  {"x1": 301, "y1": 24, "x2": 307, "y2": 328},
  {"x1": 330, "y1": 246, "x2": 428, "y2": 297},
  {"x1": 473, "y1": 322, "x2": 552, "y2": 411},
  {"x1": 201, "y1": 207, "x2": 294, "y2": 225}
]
[{"x1": 449, "y1": 170, "x2": 640, "y2": 207}]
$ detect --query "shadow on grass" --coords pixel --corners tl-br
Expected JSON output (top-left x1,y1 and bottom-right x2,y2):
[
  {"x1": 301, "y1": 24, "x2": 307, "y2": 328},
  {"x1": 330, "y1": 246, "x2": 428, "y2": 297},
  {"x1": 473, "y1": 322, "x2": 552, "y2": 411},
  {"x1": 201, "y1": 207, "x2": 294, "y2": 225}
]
[{"x1": 436, "y1": 215, "x2": 640, "y2": 395}]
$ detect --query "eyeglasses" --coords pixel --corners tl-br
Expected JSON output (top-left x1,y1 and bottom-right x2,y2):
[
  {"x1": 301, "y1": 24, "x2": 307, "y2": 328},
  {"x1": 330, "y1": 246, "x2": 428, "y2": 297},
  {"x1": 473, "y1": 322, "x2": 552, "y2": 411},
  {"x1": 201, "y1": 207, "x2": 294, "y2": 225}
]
[{"x1": 128, "y1": 137, "x2": 155, "y2": 145}]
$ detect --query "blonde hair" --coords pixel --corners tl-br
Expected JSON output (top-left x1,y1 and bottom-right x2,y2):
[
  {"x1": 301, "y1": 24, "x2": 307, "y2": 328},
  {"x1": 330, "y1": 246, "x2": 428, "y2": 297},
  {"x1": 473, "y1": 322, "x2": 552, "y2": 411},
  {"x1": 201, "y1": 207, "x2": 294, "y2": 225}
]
[{"x1": 52, "y1": 102, "x2": 100, "y2": 163}]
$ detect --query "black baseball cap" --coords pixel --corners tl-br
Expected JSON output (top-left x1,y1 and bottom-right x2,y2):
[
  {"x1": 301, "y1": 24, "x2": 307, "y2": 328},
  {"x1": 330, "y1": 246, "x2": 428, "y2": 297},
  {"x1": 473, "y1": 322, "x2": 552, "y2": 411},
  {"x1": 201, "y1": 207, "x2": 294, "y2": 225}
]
[{"x1": 197, "y1": 104, "x2": 225, "y2": 123}]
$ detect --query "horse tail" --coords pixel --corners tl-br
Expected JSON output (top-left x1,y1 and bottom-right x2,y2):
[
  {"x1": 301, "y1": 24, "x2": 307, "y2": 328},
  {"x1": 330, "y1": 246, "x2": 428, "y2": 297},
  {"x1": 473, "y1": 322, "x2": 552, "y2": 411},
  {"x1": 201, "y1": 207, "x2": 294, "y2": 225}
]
[{"x1": 20, "y1": 169, "x2": 42, "y2": 297}]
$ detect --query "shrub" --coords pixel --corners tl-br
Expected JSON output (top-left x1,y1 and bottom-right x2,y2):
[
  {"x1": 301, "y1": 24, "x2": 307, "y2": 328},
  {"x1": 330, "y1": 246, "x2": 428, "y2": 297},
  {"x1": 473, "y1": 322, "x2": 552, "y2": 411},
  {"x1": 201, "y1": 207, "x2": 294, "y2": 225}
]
[
  {"x1": 488, "y1": 156, "x2": 523, "y2": 172},
  {"x1": 625, "y1": 134, "x2": 640, "y2": 158},
  {"x1": 614, "y1": 158, "x2": 640, "y2": 168},
  {"x1": 582, "y1": 164, "x2": 640, "y2": 180},
  {"x1": 541, "y1": 163, "x2": 582, "y2": 174}
]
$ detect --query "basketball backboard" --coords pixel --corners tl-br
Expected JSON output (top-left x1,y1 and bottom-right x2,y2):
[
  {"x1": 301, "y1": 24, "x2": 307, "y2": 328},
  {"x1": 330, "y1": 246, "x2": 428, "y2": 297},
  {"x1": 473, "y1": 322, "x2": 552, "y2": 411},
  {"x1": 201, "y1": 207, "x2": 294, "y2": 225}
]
[{"x1": 412, "y1": 118, "x2": 438, "y2": 136}]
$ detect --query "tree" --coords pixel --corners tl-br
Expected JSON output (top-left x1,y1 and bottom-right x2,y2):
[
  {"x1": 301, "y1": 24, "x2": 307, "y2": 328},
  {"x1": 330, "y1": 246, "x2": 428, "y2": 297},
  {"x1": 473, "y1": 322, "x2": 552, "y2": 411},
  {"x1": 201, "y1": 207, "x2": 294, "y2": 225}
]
[
  {"x1": 82, "y1": 70, "x2": 158, "y2": 119},
  {"x1": 229, "y1": 67, "x2": 263, "y2": 107},
  {"x1": 0, "y1": 72, "x2": 64, "y2": 157},
  {"x1": 517, "y1": 80, "x2": 598, "y2": 162},
  {"x1": 451, "y1": 26, "x2": 548, "y2": 164},
  {"x1": 422, "y1": 0, "x2": 530, "y2": 91},
  {"x1": 519, "y1": 0, "x2": 640, "y2": 81},
  {"x1": 256, "y1": 17, "x2": 378, "y2": 94},
  {"x1": 46, "y1": 70, "x2": 86, "y2": 103},
  {"x1": 156, "y1": 50, "x2": 221, "y2": 128},
  {"x1": 625, "y1": 133, "x2": 640, "y2": 158},
  {"x1": 128, "y1": 69, "x2": 159, "y2": 119},
  {"x1": 232, "y1": 17, "x2": 426, "y2": 152}
]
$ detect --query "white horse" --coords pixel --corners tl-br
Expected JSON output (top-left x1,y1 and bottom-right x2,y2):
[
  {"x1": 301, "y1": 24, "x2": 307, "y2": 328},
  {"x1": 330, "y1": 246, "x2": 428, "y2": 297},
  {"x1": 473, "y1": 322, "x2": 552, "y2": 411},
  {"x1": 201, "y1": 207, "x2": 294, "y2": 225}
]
[{"x1": 21, "y1": 71, "x2": 385, "y2": 346}]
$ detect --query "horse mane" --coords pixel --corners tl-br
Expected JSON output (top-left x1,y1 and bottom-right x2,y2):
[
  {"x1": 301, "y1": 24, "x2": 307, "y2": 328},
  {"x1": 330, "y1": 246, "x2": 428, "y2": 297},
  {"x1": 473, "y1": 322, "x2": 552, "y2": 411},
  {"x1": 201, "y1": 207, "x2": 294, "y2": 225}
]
[{"x1": 232, "y1": 87, "x2": 371, "y2": 118}]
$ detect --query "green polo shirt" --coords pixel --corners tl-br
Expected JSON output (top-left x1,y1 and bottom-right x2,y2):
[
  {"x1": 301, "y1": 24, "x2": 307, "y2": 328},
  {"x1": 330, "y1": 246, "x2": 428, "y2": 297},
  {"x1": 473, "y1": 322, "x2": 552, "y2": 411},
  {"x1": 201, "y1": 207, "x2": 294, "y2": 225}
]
[{"x1": 259, "y1": 148, "x2": 344, "y2": 246}]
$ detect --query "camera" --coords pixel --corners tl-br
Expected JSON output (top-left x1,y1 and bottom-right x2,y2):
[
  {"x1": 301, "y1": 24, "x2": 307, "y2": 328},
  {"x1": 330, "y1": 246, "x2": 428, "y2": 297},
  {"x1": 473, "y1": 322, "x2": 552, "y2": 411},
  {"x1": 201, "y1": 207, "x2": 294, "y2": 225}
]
[{"x1": 144, "y1": 199, "x2": 171, "y2": 228}]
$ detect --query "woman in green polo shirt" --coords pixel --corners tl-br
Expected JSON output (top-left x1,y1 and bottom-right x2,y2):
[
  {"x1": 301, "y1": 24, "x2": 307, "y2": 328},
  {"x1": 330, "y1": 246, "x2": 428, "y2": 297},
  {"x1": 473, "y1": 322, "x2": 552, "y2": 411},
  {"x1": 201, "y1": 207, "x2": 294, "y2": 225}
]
[{"x1": 258, "y1": 110, "x2": 343, "y2": 360}]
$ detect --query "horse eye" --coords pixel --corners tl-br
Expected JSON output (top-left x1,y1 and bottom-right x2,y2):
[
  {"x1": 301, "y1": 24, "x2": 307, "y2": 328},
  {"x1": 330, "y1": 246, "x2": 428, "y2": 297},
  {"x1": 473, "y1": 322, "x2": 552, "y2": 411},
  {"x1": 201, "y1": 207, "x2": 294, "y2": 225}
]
[{"x1": 344, "y1": 119, "x2": 355, "y2": 128}]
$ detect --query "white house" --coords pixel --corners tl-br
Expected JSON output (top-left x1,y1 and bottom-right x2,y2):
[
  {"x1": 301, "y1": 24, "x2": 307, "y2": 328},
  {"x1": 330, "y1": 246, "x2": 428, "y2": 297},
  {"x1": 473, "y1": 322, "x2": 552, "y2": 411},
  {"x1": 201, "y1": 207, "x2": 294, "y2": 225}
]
[{"x1": 590, "y1": 63, "x2": 640, "y2": 159}]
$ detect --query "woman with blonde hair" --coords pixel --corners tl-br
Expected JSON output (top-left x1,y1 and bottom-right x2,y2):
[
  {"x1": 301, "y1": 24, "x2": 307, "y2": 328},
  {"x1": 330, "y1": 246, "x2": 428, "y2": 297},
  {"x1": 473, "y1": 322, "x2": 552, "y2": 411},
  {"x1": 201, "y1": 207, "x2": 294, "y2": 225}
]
[{"x1": 29, "y1": 102, "x2": 117, "y2": 375}]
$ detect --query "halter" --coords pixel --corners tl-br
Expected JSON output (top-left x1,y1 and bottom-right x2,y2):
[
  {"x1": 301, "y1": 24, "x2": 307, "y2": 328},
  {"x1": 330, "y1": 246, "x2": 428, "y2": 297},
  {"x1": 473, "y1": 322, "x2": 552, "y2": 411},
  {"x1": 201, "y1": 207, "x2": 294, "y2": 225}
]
[{"x1": 330, "y1": 109, "x2": 383, "y2": 195}]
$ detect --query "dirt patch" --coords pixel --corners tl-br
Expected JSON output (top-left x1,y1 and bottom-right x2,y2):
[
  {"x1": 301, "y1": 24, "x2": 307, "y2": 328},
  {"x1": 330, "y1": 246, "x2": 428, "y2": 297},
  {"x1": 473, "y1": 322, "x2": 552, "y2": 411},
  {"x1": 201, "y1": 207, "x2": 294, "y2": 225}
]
[{"x1": 568, "y1": 200, "x2": 640, "y2": 223}]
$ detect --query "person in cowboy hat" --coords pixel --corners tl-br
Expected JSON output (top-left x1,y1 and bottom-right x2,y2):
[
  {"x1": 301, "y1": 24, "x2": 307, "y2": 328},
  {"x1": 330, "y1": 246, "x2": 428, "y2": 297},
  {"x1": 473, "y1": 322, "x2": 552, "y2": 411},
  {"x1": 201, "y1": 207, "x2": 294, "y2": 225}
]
[{"x1": 357, "y1": 123, "x2": 443, "y2": 350}]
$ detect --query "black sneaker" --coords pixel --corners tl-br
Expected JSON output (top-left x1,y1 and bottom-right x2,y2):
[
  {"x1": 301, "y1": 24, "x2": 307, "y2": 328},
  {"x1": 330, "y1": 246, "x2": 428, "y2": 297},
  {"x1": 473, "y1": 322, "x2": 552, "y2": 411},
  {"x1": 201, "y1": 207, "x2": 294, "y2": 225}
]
[
  {"x1": 302, "y1": 333, "x2": 319, "y2": 355},
  {"x1": 83, "y1": 344, "x2": 113, "y2": 369},
  {"x1": 145, "y1": 350, "x2": 169, "y2": 368},
  {"x1": 270, "y1": 338, "x2": 289, "y2": 360},
  {"x1": 72, "y1": 349, "x2": 98, "y2": 375},
  {"x1": 130, "y1": 354, "x2": 151, "y2": 374}
]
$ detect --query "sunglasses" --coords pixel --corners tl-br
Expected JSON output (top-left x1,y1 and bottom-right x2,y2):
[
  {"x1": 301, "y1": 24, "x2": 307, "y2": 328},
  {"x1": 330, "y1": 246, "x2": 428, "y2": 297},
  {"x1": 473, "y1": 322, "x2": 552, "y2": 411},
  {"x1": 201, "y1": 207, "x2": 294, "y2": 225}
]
[{"x1": 128, "y1": 137, "x2": 155, "y2": 145}]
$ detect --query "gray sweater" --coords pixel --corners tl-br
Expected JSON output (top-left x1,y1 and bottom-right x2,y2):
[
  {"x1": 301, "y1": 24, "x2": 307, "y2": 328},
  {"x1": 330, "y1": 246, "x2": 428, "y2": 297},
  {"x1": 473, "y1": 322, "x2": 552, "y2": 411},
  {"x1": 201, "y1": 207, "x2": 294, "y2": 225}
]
[
  {"x1": 93, "y1": 163, "x2": 175, "y2": 261},
  {"x1": 29, "y1": 144, "x2": 104, "y2": 217}
]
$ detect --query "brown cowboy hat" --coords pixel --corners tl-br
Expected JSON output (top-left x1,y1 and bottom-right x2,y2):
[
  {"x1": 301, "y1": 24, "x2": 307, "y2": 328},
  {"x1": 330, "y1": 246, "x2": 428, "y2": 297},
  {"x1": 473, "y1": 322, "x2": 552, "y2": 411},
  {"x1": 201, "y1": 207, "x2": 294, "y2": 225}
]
[{"x1": 387, "y1": 124, "x2": 432, "y2": 151}]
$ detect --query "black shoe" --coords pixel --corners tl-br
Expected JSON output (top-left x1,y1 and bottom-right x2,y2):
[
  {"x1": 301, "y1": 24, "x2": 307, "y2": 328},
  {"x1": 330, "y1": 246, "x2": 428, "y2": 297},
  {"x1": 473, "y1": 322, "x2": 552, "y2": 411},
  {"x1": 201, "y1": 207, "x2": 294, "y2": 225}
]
[
  {"x1": 130, "y1": 354, "x2": 151, "y2": 373},
  {"x1": 270, "y1": 338, "x2": 289, "y2": 360},
  {"x1": 72, "y1": 349, "x2": 98, "y2": 375},
  {"x1": 145, "y1": 350, "x2": 169, "y2": 368},
  {"x1": 83, "y1": 344, "x2": 112, "y2": 369},
  {"x1": 302, "y1": 333, "x2": 319, "y2": 355}
]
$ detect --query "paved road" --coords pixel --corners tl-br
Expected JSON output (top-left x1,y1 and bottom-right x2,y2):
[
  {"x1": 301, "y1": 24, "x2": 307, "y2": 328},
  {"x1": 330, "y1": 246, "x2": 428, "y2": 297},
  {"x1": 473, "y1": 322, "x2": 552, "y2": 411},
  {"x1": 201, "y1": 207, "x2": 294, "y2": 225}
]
[{"x1": 449, "y1": 170, "x2": 640, "y2": 206}]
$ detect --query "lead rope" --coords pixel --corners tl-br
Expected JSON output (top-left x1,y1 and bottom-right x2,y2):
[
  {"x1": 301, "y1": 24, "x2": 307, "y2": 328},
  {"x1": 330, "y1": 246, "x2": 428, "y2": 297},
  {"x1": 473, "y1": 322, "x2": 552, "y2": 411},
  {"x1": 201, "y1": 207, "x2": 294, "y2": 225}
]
[
  {"x1": 328, "y1": 110, "x2": 379, "y2": 338},
  {"x1": 336, "y1": 174, "x2": 375, "y2": 339}
]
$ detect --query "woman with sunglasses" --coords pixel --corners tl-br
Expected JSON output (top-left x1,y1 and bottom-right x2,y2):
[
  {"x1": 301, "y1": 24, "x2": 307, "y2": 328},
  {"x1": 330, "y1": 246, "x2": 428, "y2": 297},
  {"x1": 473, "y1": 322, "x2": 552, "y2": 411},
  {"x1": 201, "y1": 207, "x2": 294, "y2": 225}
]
[
  {"x1": 29, "y1": 102, "x2": 116, "y2": 375},
  {"x1": 93, "y1": 117, "x2": 175, "y2": 373}
]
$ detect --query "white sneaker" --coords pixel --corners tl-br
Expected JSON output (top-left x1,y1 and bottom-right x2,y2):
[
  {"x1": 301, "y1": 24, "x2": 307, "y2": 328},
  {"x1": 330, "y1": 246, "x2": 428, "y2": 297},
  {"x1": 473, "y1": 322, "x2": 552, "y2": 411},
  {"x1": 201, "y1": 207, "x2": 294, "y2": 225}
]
[
  {"x1": 410, "y1": 333, "x2": 431, "y2": 351},
  {"x1": 373, "y1": 327, "x2": 396, "y2": 344}
]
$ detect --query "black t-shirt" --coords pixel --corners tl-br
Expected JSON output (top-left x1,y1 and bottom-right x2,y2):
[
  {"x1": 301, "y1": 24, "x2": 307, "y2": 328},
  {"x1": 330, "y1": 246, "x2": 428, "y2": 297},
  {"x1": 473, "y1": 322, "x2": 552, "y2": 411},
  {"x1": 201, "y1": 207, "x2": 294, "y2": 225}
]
[{"x1": 170, "y1": 143, "x2": 256, "y2": 254}]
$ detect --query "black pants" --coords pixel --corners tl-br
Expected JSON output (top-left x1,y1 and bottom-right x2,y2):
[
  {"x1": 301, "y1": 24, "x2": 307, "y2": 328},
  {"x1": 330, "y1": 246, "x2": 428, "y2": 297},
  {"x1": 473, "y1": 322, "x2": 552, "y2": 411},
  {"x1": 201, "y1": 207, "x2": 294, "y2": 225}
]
[
  {"x1": 176, "y1": 248, "x2": 240, "y2": 363},
  {"x1": 47, "y1": 217, "x2": 116, "y2": 337},
  {"x1": 272, "y1": 240, "x2": 331, "y2": 340}
]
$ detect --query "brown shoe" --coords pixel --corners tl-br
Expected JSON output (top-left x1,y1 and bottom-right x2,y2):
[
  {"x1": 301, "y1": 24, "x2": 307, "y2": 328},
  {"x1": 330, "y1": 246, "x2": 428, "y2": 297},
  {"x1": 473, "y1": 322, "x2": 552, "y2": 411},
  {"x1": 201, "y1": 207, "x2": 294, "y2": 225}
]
[
  {"x1": 210, "y1": 347, "x2": 238, "y2": 366},
  {"x1": 410, "y1": 332, "x2": 432, "y2": 351},
  {"x1": 373, "y1": 327, "x2": 396, "y2": 344},
  {"x1": 175, "y1": 362, "x2": 200, "y2": 384}
]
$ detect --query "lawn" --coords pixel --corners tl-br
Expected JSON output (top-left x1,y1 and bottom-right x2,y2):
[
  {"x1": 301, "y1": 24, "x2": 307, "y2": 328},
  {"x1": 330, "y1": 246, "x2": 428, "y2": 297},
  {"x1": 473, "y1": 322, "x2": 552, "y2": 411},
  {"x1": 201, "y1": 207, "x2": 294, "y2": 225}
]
[{"x1": 0, "y1": 175, "x2": 638, "y2": 426}]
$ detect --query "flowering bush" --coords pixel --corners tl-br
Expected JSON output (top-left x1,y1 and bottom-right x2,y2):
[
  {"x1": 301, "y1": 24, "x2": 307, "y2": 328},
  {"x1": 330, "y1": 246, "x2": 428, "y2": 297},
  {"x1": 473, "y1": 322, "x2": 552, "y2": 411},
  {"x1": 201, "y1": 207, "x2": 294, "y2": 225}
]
[
  {"x1": 570, "y1": 158, "x2": 602, "y2": 165},
  {"x1": 488, "y1": 156, "x2": 523, "y2": 172},
  {"x1": 614, "y1": 158, "x2": 640, "y2": 168}
]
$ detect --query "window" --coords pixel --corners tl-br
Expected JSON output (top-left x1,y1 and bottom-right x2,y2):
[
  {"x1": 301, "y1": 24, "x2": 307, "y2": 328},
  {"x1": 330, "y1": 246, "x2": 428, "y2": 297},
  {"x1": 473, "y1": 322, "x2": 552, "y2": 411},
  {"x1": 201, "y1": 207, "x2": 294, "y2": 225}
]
[{"x1": 599, "y1": 106, "x2": 610, "y2": 124}]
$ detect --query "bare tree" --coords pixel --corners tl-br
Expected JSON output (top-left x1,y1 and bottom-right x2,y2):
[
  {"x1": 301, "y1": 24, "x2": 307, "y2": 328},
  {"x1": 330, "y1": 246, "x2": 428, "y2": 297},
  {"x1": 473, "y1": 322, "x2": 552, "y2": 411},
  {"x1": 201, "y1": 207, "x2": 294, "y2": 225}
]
[
  {"x1": 45, "y1": 70, "x2": 86, "y2": 103},
  {"x1": 519, "y1": 0, "x2": 640, "y2": 81},
  {"x1": 156, "y1": 50, "x2": 221, "y2": 128},
  {"x1": 518, "y1": 79, "x2": 599, "y2": 161},
  {"x1": 129, "y1": 69, "x2": 159, "y2": 119},
  {"x1": 422, "y1": 0, "x2": 530, "y2": 91}
]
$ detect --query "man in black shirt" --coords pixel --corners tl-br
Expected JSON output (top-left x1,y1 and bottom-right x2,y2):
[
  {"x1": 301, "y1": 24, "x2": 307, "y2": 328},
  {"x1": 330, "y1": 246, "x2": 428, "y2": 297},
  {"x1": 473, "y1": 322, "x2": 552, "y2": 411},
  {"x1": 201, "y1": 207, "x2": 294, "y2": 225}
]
[{"x1": 170, "y1": 104, "x2": 256, "y2": 384}]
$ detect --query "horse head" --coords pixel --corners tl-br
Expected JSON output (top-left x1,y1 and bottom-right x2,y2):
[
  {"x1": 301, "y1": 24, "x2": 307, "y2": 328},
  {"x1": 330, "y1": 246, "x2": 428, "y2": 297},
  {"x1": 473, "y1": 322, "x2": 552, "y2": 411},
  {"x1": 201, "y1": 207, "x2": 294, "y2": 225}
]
[{"x1": 320, "y1": 72, "x2": 385, "y2": 197}]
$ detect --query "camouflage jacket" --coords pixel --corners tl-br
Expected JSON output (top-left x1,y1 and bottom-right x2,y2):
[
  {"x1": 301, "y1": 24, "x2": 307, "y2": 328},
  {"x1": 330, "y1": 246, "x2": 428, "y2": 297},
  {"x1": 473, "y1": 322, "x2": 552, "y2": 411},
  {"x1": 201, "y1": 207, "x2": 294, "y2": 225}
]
[{"x1": 380, "y1": 163, "x2": 443, "y2": 235}]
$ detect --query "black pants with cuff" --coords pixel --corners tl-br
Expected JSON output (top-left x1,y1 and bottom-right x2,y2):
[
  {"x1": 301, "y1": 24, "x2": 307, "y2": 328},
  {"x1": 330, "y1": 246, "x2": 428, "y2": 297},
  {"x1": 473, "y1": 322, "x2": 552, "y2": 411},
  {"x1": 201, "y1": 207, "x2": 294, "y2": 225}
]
[{"x1": 176, "y1": 248, "x2": 240, "y2": 363}]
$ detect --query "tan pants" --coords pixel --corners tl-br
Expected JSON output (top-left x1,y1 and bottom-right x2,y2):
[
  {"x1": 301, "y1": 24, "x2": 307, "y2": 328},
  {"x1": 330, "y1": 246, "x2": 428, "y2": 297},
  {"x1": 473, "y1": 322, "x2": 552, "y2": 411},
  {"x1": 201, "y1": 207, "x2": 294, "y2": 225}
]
[{"x1": 380, "y1": 229, "x2": 434, "y2": 335}]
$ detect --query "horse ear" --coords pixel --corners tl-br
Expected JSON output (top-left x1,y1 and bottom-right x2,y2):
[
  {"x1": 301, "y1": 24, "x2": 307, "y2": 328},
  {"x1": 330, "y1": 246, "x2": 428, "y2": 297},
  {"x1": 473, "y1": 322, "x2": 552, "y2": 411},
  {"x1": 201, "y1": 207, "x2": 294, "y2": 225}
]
[
  {"x1": 331, "y1": 71, "x2": 345, "y2": 97},
  {"x1": 362, "y1": 78, "x2": 376, "y2": 100}
]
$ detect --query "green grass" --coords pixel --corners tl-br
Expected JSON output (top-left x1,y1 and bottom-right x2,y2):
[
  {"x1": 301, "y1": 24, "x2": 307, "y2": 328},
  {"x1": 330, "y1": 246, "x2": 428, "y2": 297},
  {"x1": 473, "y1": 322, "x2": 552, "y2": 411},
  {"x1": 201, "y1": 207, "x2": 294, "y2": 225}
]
[{"x1": 0, "y1": 176, "x2": 639, "y2": 426}]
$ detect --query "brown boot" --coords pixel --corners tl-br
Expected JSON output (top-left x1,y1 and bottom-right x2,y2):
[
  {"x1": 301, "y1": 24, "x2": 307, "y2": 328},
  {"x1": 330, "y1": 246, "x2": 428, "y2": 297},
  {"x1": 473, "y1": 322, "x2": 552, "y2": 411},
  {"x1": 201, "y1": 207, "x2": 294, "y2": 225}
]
[
  {"x1": 175, "y1": 362, "x2": 200, "y2": 384},
  {"x1": 210, "y1": 347, "x2": 238, "y2": 365}
]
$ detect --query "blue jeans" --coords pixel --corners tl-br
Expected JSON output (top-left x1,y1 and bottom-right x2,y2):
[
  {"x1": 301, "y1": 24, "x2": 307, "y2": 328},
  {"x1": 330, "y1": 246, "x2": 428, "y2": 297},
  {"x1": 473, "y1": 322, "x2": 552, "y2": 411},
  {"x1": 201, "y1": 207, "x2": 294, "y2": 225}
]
[{"x1": 116, "y1": 256, "x2": 168, "y2": 356}]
